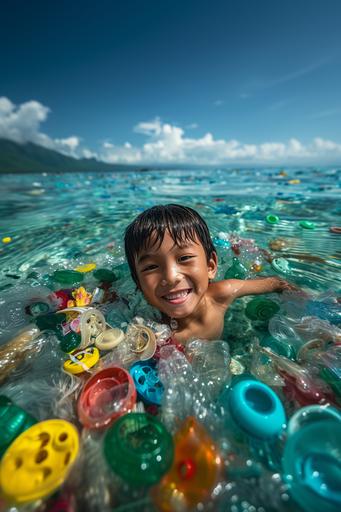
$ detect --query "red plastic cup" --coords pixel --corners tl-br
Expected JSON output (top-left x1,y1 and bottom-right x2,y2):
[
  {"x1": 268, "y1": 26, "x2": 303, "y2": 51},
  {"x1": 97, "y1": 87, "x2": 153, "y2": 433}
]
[{"x1": 78, "y1": 366, "x2": 136, "y2": 429}]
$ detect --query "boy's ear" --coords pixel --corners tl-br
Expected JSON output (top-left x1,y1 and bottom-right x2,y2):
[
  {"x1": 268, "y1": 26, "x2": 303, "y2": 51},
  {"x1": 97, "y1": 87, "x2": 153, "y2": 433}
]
[{"x1": 207, "y1": 251, "x2": 218, "y2": 279}]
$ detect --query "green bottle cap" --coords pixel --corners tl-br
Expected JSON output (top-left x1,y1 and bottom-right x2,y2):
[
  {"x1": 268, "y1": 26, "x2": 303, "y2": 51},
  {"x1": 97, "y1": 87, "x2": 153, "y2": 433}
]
[
  {"x1": 52, "y1": 270, "x2": 83, "y2": 285},
  {"x1": 299, "y1": 220, "x2": 315, "y2": 230},
  {"x1": 0, "y1": 397, "x2": 37, "y2": 458},
  {"x1": 35, "y1": 312, "x2": 66, "y2": 331},
  {"x1": 271, "y1": 257, "x2": 291, "y2": 275},
  {"x1": 266, "y1": 214, "x2": 280, "y2": 225},
  {"x1": 224, "y1": 257, "x2": 248, "y2": 279},
  {"x1": 59, "y1": 331, "x2": 81, "y2": 353},
  {"x1": 27, "y1": 302, "x2": 50, "y2": 317},
  {"x1": 245, "y1": 298, "x2": 280, "y2": 321},
  {"x1": 104, "y1": 413, "x2": 174, "y2": 486},
  {"x1": 93, "y1": 268, "x2": 116, "y2": 283}
]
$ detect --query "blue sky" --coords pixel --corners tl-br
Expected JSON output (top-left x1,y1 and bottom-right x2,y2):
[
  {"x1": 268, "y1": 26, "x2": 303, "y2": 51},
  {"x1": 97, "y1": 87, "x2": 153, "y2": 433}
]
[{"x1": 0, "y1": 0, "x2": 341, "y2": 165}]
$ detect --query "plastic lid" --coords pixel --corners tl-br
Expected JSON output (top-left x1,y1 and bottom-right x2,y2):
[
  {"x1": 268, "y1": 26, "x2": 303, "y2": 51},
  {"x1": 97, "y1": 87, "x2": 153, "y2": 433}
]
[
  {"x1": 52, "y1": 270, "x2": 83, "y2": 285},
  {"x1": 59, "y1": 331, "x2": 81, "y2": 353},
  {"x1": 266, "y1": 214, "x2": 280, "y2": 225},
  {"x1": 74, "y1": 263, "x2": 96, "y2": 273},
  {"x1": 93, "y1": 268, "x2": 116, "y2": 283},
  {"x1": 104, "y1": 412, "x2": 174, "y2": 486},
  {"x1": 63, "y1": 346, "x2": 100, "y2": 375},
  {"x1": 271, "y1": 257, "x2": 291, "y2": 275},
  {"x1": 126, "y1": 324, "x2": 157, "y2": 360},
  {"x1": 79, "y1": 308, "x2": 106, "y2": 348},
  {"x1": 0, "y1": 419, "x2": 79, "y2": 504},
  {"x1": 95, "y1": 327, "x2": 124, "y2": 351},
  {"x1": 228, "y1": 379, "x2": 286, "y2": 439},
  {"x1": 78, "y1": 366, "x2": 136, "y2": 429},
  {"x1": 245, "y1": 298, "x2": 280, "y2": 321},
  {"x1": 299, "y1": 220, "x2": 316, "y2": 230},
  {"x1": 130, "y1": 360, "x2": 164, "y2": 406},
  {"x1": 0, "y1": 398, "x2": 37, "y2": 458},
  {"x1": 283, "y1": 419, "x2": 341, "y2": 512}
]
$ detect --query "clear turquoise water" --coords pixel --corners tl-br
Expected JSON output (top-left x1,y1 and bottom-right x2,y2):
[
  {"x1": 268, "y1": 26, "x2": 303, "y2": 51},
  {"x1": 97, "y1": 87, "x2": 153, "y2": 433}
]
[{"x1": 1, "y1": 167, "x2": 340, "y2": 293}]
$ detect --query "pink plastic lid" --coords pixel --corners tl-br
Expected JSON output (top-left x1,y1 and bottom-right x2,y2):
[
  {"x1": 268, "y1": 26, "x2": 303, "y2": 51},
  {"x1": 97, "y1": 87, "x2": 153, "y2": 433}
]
[{"x1": 78, "y1": 366, "x2": 136, "y2": 429}]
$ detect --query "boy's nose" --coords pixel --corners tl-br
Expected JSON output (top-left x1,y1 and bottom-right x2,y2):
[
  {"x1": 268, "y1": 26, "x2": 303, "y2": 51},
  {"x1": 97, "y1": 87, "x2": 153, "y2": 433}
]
[{"x1": 161, "y1": 264, "x2": 181, "y2": 286}]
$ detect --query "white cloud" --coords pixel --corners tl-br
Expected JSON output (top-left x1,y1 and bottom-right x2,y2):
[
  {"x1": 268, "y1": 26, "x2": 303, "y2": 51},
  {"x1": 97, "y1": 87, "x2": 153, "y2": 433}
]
[
  {"x1": 99, "y1": 117, "x2": 341, "y2": 165},
  {"x1": 1, "y1": 97, "x2": 341, "y2": 165},
  {"x1": 0, "y1": 96, "x2": 82, "y2": 158}
]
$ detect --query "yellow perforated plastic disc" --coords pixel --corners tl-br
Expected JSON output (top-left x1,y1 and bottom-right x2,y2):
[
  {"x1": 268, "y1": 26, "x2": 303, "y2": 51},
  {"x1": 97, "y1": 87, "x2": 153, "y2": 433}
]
[
  {"x1": 0, "y1": 419, "x2": 79, "y2": 504},
  {"x1": 63, "y1": 346, "x2": 100, "y2": 374}
]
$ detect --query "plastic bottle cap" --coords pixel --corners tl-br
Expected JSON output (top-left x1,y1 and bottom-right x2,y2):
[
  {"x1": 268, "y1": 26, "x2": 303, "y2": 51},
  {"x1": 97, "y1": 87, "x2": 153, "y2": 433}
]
[
  {"x1": 78, "y1": 366, "x2": 137, "y2": 429},
  {"x1": 245, "y1": 298, "x2": 280, "y2": 321},
  {"x1": 271, "y1": 257, "x2": 291, "y2": 274},
  {"x1": 127, "y1": 325, "x2": 157, "y2": 360},
  {"x1": 59, "y1": 331, "x2": 81, "y2": 353},
  {"x1": 299, "y1": 220, "x2": 316, "y2": 230},
  {"x1": 93, "y1": 268, "x2": 117, "y2": 283},
  {"x1": 0, "y1": 419, "x2": 79, "y2": 504},
  {"x1": 27, "y1": 302, "x2": 50, "y2": 317},
  {"x1": 228, "y1": 379, "x2": 286, "y2": 439},
  {"x1": 103, "y1": 412, "x2": 174, "y2": 486},
  {"x1": 95, "y1": 327, "x2": 125, "y2": 350},
  {"x1": 130, "y1": 361, "x2": 164, "y2": 406},
  {"x1": 266, "y1": 214, "x2": 280, "y2": 225},
  {"x1": 63, "y1": 347, "x2": 100, "y2": 375},
  {"x1": 79, "y1": 308, "x2": 106, "y2": 348},
  {"x1": 0, "y1": 398, "x2": 37, "y2": 458},
  {"x1": 52, "y1": 270, "x2": 83, "y2": 285},
  {"x1": 74, "y1": 263, "x2": 96, "y2": 273},
  {"x1": 2, "y1": 237, "x2": 12, "y2": 244}
]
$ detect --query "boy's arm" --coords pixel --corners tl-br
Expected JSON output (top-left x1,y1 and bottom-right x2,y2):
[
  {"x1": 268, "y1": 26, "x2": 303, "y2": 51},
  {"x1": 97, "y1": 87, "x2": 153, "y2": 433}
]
[{"x1": 213, "y1": 276, "x2": 298, "y2": 304}]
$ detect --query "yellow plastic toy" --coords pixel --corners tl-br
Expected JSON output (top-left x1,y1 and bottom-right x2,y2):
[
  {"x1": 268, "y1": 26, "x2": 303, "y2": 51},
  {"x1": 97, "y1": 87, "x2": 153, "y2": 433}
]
[
  {"x1": 63, "y1": 346, "x2": 100, "y2": 375},
  {"x1": 0, "y1": 419, "x2": 79, "y2": 505},
  {"x1": 66, "y1": 286, "x2": 92, "y2": 308}
]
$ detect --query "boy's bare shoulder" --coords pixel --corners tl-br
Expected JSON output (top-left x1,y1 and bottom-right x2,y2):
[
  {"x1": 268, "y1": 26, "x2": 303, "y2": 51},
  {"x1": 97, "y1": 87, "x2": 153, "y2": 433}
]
[{"x1": 208, "y1": 279, "x2": 237, "y2": 307}]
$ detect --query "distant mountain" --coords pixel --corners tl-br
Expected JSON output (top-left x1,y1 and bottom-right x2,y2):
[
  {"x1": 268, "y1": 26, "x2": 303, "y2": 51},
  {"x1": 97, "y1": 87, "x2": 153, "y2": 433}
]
[{"x1": 0, "y1": 139, "x2": 140, "y2": 173}]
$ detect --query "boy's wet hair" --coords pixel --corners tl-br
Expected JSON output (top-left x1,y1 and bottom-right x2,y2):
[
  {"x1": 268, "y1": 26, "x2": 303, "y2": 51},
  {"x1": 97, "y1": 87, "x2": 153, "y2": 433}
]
[{"x1": 124, "y1": 204, "x2": 216, "y2": 286}]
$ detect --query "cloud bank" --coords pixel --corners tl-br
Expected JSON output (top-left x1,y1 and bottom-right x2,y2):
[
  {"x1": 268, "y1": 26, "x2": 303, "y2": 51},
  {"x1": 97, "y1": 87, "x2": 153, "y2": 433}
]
[{"x1": 1, "y1": 97, "x2": 341, "y2": 165}]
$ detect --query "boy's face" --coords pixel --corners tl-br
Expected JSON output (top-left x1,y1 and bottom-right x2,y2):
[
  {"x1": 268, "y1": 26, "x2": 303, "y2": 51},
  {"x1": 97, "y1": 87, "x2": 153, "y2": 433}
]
[{"x1": 135, "y1": 231, "x2": 217, "y2": 320}]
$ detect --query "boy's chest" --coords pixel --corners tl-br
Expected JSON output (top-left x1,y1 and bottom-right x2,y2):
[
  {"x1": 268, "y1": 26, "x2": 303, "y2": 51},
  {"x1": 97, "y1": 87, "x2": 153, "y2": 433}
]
[{"x1": 175, "y1": 305, "x2": 227, "y2": 344}]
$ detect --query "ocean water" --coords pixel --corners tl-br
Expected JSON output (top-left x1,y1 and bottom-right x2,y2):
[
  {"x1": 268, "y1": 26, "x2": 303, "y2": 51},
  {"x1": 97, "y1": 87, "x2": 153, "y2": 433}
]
[
  {"x1": 0, "y1": 167, "x2": 340, "y2": 511},
  {"x1": 0, "y1": 166, "x2": 340, "y2": 292}
]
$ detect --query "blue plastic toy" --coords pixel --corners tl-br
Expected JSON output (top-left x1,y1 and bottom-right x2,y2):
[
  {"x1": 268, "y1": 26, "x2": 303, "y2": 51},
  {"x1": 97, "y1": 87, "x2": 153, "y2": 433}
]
[{"x1": 130, "y1": 360, "x2": 164, "y2": 406}]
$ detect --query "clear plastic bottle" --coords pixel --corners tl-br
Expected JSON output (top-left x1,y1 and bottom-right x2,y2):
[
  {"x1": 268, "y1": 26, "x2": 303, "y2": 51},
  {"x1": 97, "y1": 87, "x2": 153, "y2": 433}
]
[{"x1": 185, "y1": 339, "x2": 231, "y2": 399}]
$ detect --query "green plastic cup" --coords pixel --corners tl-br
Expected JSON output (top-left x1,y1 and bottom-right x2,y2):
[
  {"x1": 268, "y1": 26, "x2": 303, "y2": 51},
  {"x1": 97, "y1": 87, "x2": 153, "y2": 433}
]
[{"x1": 104, "y1": 413, "x2": 174, "y2": 486}]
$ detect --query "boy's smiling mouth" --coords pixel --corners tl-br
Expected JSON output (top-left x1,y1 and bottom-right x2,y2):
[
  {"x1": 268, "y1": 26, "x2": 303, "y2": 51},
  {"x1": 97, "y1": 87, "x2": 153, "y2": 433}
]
[{"x1": 162, "y1": 288, "x2": 192, "y2": 304}]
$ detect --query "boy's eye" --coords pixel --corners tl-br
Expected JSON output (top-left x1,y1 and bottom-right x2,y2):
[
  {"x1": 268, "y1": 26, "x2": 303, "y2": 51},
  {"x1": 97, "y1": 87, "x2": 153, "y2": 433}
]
[
  {"x1": 179, "y1": 255, "x2": 194, "y2": 262},
  {"x1": 141, "y1": 264, "x2": 158, "y2": 272}
]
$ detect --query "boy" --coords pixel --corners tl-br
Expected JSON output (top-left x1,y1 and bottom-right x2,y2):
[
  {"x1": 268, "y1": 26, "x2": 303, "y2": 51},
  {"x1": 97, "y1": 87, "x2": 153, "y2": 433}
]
[{"x1": 124, "y1": 204, "x2": 296, "y2": 344}]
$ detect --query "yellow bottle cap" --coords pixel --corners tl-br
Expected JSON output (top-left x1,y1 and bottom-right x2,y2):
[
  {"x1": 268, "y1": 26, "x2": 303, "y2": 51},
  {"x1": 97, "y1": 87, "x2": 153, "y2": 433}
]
[
  {"x1": 63, "y1": 346, "x2": 100, "y2": 374},
  {"x1": 2, "y1": 237, "x2": 12, "y2": 244},
  {"x1": 0, "y1": 419, "x2": 79, "y2": 504},
  {"x1": 74, "y1": 263, "x2": 97, "y2": 273}
]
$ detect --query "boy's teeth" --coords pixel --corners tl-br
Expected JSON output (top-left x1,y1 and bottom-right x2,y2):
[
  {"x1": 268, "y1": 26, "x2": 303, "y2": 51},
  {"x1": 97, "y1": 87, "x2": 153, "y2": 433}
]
[{"x1": 165, "y1": 290, "x2": 189, "y2": 300}]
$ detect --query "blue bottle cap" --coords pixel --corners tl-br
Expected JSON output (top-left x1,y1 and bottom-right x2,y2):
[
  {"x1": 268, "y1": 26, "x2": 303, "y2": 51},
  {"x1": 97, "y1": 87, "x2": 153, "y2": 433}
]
[
  {"x1": 130, "y1": 360, "x2": 164, "y2": 406},
  {"x1": 228, "y1": 379, "x2": 286, "y2": 440},
  {"x1": 283, "y1": 419, "x2": 341, "y2": 512}
]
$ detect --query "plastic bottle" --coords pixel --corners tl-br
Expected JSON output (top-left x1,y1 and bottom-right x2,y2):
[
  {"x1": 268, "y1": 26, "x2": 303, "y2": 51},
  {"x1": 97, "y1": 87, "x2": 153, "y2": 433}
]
[
  {"x1": 185, "y1": 339, "x2": 231, "y2": 398},
  {"x1": 224, "y1": 257, "x2": 248, "y2": 279},
  {"x1": 0, "y1": 395, "x2": 36, "y2": 458},
  {"x1": 152, "y1": 416, "x2": 222, "y2": 512}
]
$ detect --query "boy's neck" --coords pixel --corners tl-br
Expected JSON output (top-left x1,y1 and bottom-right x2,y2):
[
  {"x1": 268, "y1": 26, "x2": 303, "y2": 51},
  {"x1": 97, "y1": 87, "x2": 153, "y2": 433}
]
[{"x1": 162, "y1": 296, "x2": 209, "y2": 333}]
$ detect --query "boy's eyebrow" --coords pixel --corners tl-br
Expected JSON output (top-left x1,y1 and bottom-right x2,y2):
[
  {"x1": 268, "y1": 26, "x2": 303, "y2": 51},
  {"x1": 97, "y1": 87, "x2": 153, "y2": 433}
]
[{"x1": 137, "y1": 241, "x2": 197, "y2": 264}]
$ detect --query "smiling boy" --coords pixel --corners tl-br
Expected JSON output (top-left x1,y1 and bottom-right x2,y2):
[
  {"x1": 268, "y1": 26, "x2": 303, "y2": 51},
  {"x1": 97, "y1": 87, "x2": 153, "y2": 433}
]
[{"x1": 124, "y1": 204, "x2": 296, "y2": 344}]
